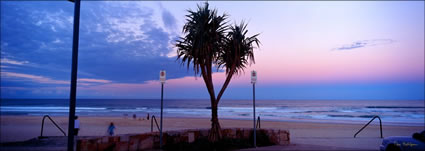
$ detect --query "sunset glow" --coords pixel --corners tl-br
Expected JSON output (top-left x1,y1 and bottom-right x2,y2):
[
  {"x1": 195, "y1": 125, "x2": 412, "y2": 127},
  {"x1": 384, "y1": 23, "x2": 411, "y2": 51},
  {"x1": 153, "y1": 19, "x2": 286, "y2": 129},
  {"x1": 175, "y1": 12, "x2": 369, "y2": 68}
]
[{"x1": 1, "y1": 1, "x2": 424, "y2": 100}]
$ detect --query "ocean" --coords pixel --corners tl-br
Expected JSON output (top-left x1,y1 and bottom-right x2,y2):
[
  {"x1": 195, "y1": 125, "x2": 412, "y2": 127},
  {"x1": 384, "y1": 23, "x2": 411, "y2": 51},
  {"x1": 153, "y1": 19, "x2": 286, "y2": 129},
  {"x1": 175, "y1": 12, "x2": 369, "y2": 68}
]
[{"x1": 1, "y1": 99, "x2": 424, "y2": 126}]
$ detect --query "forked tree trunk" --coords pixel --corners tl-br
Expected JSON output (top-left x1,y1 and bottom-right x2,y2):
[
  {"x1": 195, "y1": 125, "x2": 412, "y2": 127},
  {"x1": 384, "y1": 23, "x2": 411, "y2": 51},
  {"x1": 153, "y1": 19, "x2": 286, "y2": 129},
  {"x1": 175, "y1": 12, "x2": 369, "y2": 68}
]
[
  {"x1": 207, "y1": 66, "x2": 236, "y2": 143},
  {"x1": 208, "y1": 102, "x2": 222, "y2": 142}
]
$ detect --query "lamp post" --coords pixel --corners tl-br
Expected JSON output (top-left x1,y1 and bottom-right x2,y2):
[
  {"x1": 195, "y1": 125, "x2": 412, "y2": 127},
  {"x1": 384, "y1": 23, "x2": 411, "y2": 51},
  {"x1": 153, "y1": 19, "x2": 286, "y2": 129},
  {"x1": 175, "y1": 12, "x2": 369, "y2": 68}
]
[
  {"x1": 67, "y1": 0, "x2": 81, "y2": 151},
  {"x1": 251, "y1": 70, "x2": 257, "y2": 148},
  {"x1": 159, "y1": 70, "x2": 166, "y2": 149}
]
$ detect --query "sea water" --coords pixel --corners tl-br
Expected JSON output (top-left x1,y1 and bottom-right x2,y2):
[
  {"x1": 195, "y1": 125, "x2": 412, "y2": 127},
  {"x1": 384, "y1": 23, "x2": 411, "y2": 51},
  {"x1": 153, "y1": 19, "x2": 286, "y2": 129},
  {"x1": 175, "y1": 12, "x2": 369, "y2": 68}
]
[{"x1": 1, "y1": 99, "x2": 423, "y2": 126}]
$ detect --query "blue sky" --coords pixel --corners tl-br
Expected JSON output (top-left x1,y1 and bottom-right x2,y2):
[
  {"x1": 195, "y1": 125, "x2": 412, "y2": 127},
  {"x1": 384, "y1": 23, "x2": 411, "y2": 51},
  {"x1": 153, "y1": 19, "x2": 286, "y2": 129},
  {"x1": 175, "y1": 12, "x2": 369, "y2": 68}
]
[
  {"x1": 1, "y1": 1, "x2": 424, "y2": 100},
  {"x1": 1, "y1": 2, "x2": 190, "y2": 98}
]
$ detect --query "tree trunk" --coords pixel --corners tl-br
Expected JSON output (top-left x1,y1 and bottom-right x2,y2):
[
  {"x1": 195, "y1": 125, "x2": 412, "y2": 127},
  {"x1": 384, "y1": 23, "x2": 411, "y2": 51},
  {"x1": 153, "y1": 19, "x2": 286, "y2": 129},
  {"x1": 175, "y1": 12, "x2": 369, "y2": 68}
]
[{"x1": 208, "y1": 102, "x2": 222, "y2": 142}]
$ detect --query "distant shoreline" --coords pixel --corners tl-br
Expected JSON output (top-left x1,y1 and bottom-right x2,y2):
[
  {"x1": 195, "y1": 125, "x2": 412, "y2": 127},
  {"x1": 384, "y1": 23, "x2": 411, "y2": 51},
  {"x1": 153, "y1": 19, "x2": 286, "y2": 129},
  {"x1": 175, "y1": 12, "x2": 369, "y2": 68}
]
[{"x1": 1, "y1": 114, "x2": 423, "y2": 127}]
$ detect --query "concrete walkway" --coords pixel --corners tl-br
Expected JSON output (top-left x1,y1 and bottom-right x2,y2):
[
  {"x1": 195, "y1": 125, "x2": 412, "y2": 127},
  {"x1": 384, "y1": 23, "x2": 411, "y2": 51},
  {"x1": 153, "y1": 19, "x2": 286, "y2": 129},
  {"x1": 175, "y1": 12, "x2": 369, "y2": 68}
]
[
  {"x1": 0, "y1": 136, "x2": 383, "y2": 151},
  {"x1": 238, "y1": 144, "x2": 376, "y2": 151},
  {"x1": 238, "y1": 136, "x2": 382, "y2": 151},
  {"x1": 1, "y1": 136, "x2": 68, "y2": 151},
  {"x1": 290, "y1": 136, "x2": 382, "y2": 150}
]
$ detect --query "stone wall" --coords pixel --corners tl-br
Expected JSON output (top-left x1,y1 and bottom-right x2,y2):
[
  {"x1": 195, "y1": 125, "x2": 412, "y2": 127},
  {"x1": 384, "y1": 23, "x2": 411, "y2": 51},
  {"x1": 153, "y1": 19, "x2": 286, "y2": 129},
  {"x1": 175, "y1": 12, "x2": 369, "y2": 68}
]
[{"x1": 77, "y1": 128, "x2": 289, "y2": 151}]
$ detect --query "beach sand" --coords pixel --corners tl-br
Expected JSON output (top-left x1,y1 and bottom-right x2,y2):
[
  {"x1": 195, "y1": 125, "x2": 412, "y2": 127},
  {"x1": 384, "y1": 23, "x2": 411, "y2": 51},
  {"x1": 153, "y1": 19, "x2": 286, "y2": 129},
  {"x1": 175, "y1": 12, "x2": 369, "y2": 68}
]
[{"x1": 1, "y1": 115, "x2": 423, "y2": 150}]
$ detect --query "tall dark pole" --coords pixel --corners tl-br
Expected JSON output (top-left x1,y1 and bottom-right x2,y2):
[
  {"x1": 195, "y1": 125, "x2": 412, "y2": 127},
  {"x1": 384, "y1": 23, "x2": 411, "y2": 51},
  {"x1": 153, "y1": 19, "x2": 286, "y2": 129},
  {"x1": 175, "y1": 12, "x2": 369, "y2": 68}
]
[
  {"x1": 160, "y1": 83, "x2": 164, "y2": 148},
  {"x1": 253, "y1": 83, "x2": 256, "y2": 148},
  {"x1": 68, "y1": 0, "x2": 81, "y2": 150}
]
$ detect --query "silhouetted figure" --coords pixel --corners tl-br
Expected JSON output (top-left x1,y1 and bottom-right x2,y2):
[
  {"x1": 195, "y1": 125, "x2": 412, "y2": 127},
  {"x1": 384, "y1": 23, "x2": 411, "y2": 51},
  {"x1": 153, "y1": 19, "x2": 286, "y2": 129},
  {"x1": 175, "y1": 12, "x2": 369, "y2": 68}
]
[
  {"x1": 74, "y1": 116, "x2": 80, "y2": 136},
  {"x1": 107, "y1": 122, "x2": 115, "y2": 136},
  {"x1": 147, "y1": 113, "x2": 150, "y2": 120},
  {"x1": 133, "y1": 114, "x2": 136, "y2": 120}
]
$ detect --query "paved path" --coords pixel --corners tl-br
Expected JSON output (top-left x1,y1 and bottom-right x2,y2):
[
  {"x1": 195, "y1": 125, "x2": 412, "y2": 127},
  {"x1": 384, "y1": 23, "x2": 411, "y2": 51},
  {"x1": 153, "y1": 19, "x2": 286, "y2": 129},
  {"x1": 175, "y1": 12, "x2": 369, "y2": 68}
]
[
  {"x1": 0, "y1": 136, "x2": 383, "y2": 151},
  {"x1": 237, "y1": 136, "x2": 382, "y2": 151},
  {"x1": 1, "y1": 136, "x2": 68, "y2": 151},
  {"x1": 238, "y1": 144, "x2": 377, "y2": 151}
]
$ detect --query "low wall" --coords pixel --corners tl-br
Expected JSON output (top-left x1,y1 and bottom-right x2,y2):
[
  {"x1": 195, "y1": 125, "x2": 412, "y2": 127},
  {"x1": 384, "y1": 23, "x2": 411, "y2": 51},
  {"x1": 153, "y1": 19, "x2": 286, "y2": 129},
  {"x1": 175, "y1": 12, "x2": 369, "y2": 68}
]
[{"x1": 77, "y1": 128, "x2": 289, "y2": 151}]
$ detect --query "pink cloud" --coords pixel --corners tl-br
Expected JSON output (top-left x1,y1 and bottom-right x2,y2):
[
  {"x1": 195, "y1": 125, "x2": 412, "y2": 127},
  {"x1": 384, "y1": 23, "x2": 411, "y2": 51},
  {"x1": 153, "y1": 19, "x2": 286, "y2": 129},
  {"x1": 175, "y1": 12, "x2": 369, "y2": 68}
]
[{"x1": 78, "y1": 78, "x2": 112, "y2": 83}]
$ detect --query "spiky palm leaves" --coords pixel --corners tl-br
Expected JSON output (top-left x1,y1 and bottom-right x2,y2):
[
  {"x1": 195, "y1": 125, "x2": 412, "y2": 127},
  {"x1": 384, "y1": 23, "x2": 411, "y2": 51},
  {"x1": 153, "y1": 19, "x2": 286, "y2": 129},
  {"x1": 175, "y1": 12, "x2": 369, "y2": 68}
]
[
  {"x1": 219, "y1": 21, "x2": 260, "y2": 75},
  {"x1": 176, "y1": 3, "x2": 227, "y2": 75},
  {"x1": 175, "y1": 3, "x2": 260, "y2": 142},
  {"x1": 216, "y1": 22, "x2": 260, "y2": 102}
]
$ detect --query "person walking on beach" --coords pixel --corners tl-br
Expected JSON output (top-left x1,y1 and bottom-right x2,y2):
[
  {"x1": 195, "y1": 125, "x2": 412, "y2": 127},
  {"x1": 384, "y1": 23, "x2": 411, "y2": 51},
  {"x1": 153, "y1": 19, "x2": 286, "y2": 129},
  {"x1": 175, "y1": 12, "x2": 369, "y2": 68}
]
[
  {"x1": 107, "y1": 122, "x2": 115, "y2": 136},
  {"x1": 147, "y1": 113, "x2": 149, "y2": 120},
  {"x1": 74, "y1": 116, "x2": 80, "y2": 136}
]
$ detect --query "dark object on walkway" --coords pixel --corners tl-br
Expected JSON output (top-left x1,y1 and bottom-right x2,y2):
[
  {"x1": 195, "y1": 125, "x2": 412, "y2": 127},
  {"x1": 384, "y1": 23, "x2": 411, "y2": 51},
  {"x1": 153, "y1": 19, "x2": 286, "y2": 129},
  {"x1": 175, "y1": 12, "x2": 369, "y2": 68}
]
[{"x1": 380, "y1": 130, "x2": 425, "y2": 151}]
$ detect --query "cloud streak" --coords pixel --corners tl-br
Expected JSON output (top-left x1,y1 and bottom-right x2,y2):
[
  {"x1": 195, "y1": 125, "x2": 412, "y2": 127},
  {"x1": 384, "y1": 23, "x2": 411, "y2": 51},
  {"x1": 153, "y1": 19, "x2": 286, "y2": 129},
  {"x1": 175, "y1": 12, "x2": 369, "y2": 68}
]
[
  {"x1": 333, "y1": 39, "x2": 395, "y2": 51},
  {"x1": 78, "y1": 78, "x2": 112, "y2": 83},
  {"x1": 1, "y1": 58, "x2": 30, "y2": 65},
  {"x1": 1, "y1": 72, "x2": 69, "y2": 85},
  {"x1": 1, "y1": 71, "x2": 113, "y2": 85}
]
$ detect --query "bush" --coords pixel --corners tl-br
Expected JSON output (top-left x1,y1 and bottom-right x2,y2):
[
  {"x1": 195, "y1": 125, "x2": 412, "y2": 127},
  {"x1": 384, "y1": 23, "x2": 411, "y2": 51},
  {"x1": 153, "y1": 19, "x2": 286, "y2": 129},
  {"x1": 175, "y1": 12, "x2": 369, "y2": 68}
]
[
  {"x1": 163, "y1": 131, "x2": 275, "y2": 151},
  {"x1": 250, "y1": 130, "x2": 274, "y2": 147}
]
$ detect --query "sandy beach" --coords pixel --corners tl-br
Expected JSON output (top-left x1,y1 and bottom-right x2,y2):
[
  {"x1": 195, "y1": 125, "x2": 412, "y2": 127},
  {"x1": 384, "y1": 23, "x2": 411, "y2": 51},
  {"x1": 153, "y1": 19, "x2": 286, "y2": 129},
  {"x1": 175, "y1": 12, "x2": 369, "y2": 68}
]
[{"x1": 1, "y1": 115, "x2": 423, "y2": 150}]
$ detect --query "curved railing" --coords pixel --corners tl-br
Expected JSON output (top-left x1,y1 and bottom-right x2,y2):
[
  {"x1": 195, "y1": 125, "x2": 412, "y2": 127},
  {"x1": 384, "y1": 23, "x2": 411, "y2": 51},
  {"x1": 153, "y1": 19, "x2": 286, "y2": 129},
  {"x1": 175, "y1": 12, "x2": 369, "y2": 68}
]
[
  {"x1": 150, "y1": 115, "x2": 160, "y2": 132},
  {"x1": 149, "y1": 115, "x2": 260, "y2": 132},
  {"x1": 354, "y1": 115, "x2": 383, "y2": 138},
  {"x1": 256, "y1": 116, "x2": 261, "y2": 129},
  {"x1": 39, "y1": 115, "x2": 67, "y2": 138}
]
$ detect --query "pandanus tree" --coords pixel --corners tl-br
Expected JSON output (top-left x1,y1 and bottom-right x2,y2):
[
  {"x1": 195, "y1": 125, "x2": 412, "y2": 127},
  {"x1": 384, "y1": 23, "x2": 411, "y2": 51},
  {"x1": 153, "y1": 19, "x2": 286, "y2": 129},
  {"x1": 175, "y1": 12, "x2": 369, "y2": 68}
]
[{"x1": 176, "y1": 3, "x2": 260, "y2": 142}]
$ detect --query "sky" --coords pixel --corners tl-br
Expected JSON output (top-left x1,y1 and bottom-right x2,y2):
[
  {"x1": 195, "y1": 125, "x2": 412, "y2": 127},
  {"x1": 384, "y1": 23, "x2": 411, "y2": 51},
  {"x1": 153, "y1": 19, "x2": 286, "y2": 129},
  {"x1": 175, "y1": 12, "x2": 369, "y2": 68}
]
[{"x1": 1, "y1": 1, "x2": 424, "y2": 100}]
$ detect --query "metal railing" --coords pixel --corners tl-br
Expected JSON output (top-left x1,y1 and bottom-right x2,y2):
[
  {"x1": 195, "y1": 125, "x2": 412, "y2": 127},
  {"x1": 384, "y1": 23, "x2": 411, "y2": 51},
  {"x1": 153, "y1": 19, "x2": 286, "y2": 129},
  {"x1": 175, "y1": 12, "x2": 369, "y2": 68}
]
[
  {"x1": 256, "y1": 116, "x2": 261, "y2": 129},
  {"x1": 150, "y1": 115, "x2": 160, "y2": 132},
  {"x1": 354, "y1": 115, "x2": 383, "y2": 138},
  {"x1": 39, "y1": 115, "x2": 67, "y2": 138},
  {"x1": 149, "y1": 115, "x2": 260, "y2": 132}
]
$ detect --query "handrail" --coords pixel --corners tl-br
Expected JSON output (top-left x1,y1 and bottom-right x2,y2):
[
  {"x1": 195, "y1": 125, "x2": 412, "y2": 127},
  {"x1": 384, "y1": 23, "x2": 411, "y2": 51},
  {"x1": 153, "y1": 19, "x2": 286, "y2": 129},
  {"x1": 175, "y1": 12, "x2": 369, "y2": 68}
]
[
  {"x1": 150, "y1": 115, "x2": 160, "y2": 132},
  {"x1": 256, "y1": 116, "x2": 261, "y2": 129},
  {"x1": 40, "y1": 115, "x2": 67, "y2": 138},
  {"x1": 354, "y1": 115, "x2": 383, "y2": 138}
]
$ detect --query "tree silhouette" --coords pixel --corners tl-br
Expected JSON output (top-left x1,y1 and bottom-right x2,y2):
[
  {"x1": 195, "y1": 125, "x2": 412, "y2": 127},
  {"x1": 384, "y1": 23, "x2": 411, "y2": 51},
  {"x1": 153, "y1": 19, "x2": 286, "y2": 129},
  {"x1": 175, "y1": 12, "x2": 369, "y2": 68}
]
[{"x1": 176, "y1": 2, "x2": 260, "y2": 142}]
